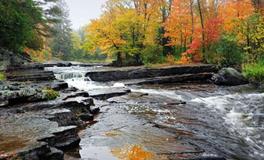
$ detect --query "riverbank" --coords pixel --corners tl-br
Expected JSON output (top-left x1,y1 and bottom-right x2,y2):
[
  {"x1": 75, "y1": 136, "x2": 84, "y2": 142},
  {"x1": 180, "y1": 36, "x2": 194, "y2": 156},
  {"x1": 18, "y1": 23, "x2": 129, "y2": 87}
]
[{"x1": 0, "y1": 64, "x2": 100, "y2": 160}]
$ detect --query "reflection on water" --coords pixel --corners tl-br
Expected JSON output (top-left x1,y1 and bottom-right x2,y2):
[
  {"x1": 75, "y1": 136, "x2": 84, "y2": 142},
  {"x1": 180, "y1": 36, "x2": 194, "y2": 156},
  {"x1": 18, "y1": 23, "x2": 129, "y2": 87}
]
[
  {"x1": 112, "y1": 145, "x2": 154, "y2": 160},
  {"x1": 104, "y1": 130, "x2": 123, "y2": 137},
  {"x1": 0, "y1": 135, "x2": 29, "y2": 153}
]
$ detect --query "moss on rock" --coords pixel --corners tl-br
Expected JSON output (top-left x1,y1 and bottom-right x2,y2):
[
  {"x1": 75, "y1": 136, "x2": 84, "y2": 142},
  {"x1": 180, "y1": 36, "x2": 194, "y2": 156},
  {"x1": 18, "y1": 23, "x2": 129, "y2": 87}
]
[{"x1": 42, "y1": 88, "x2": 60, "y2": 100}]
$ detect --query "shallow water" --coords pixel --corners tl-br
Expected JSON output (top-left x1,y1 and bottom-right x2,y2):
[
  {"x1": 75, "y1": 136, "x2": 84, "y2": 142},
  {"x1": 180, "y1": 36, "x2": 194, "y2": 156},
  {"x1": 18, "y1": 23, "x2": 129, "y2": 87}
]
[{"x1": 47, "y1": 66, "x2": 264, "y2": 160}]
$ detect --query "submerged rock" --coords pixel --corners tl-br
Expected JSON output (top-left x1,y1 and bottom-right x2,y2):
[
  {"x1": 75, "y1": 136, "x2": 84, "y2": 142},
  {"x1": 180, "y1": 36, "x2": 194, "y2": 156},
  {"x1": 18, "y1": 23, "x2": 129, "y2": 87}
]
[{"x1": 212, "y1": 68, "x2": 248, "y2": 86}]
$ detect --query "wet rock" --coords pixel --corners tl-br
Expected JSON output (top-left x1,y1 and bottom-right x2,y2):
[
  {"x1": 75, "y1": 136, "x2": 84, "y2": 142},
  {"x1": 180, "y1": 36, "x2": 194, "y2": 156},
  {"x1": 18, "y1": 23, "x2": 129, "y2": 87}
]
[
  {"x1": 212, "y1": 68, "x2": 248, "y2": 86},
  {"x1": 6, "y1": 63, "x2": 55, "y2": 82},
  {"x1": 186, "y1": 157, "x2": 226, "y2": 160},
  {"x1": 42, "y1": 147, "x2": 64, "y2": 160},
  {"x1": 89, "y1": 87, "x2": 131, "y2": 100},
  {"x1": 62, "y1": 91, "x2": 89, "y2": 100},
  {"x1": 63, "y1": 87, "x2": 78, "y2": 93},
  {"x1": 16, "y1": 143, "x2": 51, "y2": 160},
  {"x1": 91, "y1": 107, "x2": 100, "y2": 114},
  {"x1": 79, "y1": 113, "x2": 94, "y2": 121},
  {"x1": 57, "y1": 62, "x2": 72, "y2": 67},
  {"x1": 50, "y1": 81, "x2": 68, "y2": 91},
  {"x1": 86, "y1": 64, "x2": 217, "y2": 82},
  {"x1": 0, "y1": 87, "x2": 45, "y2": 106},
  {"x1": 39, "y1": 126, "x2": 80, "y2": 151},
  {"x1": 46, "y1": 109, "x2": 83, "y2": 127},
  {"x1": 57, "y1": 98, "x2": 93, "y2": 114},
  {"x1": 124, "y1": 73, "x2": 213, "y2": 85},
  {"x1": 0, "y1": 99, "x2": 8, "y2": 107},
  {"x1": 82, "y1": 97, "x2": 94, "y2": 106}
]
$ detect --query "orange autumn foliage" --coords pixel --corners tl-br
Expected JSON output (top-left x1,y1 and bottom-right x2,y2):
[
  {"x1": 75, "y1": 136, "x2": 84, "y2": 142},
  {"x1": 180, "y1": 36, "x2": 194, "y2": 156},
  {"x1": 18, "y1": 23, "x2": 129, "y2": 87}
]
[
  {"x1": 165, "y1": 0, "x2": 256, "y2": 64},
  {"x1": 177, "y1": 52, "x2": 192, "y2": 64},
  {"x1": 165, "y1": 0, "x2": 194, "y2": 46},
  {"x1": 218, "y1": 0, "x2": 255, "y2": 32}
]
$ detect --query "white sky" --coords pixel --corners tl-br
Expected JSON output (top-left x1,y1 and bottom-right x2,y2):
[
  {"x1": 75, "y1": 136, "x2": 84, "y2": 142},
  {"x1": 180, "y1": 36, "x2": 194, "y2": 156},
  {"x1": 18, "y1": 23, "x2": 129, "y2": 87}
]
[{"x1": 65, "y1": 0, "x2": 108, "y2": 30}]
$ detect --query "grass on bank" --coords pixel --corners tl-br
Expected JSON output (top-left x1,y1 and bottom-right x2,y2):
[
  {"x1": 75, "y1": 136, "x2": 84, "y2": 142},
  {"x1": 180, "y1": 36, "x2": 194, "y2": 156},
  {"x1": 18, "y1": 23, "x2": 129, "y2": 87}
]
[
  {"x1": 0, "y1": 71, "x2": 6, "y2": 81},
  {"x1": 243, "y1": 61, "x2": 264, "y2": 82}
]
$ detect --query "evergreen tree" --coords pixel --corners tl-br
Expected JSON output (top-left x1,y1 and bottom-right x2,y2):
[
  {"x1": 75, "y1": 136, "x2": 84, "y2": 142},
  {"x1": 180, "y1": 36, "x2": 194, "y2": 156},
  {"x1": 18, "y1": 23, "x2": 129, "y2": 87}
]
[
  {"x1": 0, "y1": 0, "x2": 63, "y2": 53},
  {"x1": 50, "y1": 0, "x2": 73, "y2": 60}
]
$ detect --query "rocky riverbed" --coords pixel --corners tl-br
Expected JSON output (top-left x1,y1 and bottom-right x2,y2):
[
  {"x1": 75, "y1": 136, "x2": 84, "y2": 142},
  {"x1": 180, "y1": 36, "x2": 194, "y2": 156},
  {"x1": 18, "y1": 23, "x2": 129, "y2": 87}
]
[
  {"x1": 1, "y1": 63, "x2": 264, "y2": 160},
  {"x1": 0, "y1": 64, "x2": 100, "y2": 160}
]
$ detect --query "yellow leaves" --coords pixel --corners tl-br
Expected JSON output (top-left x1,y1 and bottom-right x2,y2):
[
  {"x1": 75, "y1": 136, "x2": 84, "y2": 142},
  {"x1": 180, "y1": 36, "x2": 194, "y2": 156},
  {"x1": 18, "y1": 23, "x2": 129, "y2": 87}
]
[
  {"x1": 84, "y1": 1, "x2": 160, "y2": 57},
  {"x1": 24, "y1": 48, "x2": 52, "y2": 62},
  {"x1": 166, "y1": 54, "x2": 176, "y2": 65}
]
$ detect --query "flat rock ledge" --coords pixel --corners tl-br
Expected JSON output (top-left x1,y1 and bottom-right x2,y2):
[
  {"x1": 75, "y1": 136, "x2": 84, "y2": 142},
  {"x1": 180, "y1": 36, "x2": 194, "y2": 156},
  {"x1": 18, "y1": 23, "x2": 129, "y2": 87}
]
[
  {"x1": 0, "y1": 81, "x2": 99, "y2": 160},
  {"x1": 86, "y1": 64, "x2": 217, "y2": 82}
]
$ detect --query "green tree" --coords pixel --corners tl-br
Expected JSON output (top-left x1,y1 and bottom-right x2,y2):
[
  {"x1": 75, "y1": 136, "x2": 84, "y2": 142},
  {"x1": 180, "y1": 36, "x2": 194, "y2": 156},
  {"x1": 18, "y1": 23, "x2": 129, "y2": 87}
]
[
  {"x1": 50, "y1": 0, "x2": 73, "y2": 60},
  {"x1": 0, "y1": 0, "x2": 43, "y2": 52}
]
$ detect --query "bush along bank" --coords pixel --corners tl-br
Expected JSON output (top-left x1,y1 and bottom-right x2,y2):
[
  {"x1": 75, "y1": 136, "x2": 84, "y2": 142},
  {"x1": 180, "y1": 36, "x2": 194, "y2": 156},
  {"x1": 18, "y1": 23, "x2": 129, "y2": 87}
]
[{"x1": 243, "y1": 60, "x2": 264, "y2": 85}]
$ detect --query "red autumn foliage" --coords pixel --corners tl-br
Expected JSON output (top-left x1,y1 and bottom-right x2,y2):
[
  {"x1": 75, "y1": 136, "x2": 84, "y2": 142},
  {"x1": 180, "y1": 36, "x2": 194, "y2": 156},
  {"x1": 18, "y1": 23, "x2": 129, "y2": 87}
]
[{"x1": 204, "y1": 17, "x2": 223, "y2": 45}]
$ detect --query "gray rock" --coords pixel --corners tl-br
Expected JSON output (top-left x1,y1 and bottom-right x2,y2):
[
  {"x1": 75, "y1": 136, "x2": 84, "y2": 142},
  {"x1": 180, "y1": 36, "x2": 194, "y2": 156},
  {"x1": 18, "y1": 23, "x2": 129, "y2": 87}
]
[
  {"x1": 43, "y1": 147, "x2": 64, "y2": 160},
  {"x1": 86, "y1": 64, "x2": 217, "y2": 82},
  {"x1": 0, "y1": 48, "x2": 31, "y2": 70},
  {"x1": 91, "y1": 107, "x2": 100, "y2": 114},
  {"x1": 212, "y1": 68, "x2": 248, "y2": 86},
  {"x1": 89, "y1": 87, "x2": 131, "y2": 100},
  {"x1": 123, "y1": 73, "x2": 213, "y2": 85},
  {"x1": 50, "y1": 81, "x2": 68, "y2": 91},
  {"x1": 187, "y1": 157, "x2": 226, "y2": 160},
  {"x1": 5, "y1": 63, "x2": 55, "y2": 82},
  {"x1": 79, "y1": 113, "x2": 94, "y2": 121}
]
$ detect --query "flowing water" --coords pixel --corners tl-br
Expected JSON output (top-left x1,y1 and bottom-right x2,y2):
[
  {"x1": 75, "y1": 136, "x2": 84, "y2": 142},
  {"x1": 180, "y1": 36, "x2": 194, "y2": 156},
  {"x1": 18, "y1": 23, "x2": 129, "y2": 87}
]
[{"x1": 46, "y1": 66, "x2": 264, "y2": 160}]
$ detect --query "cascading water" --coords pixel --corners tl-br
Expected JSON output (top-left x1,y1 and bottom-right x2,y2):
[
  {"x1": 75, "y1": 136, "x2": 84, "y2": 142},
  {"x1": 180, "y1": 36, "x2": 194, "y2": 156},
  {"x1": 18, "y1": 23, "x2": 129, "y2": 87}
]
[
  {"x1": 45, "y1": 66, "x2": 126, "y2": 91},
  {"x1": 132, "y1": 85, "x2": 264, "y2": 159}
]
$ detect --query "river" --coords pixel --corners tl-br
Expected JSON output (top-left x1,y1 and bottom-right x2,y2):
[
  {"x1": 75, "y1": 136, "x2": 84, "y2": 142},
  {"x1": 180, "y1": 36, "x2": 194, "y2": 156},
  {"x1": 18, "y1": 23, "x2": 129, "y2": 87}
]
[{"x1": 46, "y1": 66, "x2": 264, "y2": 160}]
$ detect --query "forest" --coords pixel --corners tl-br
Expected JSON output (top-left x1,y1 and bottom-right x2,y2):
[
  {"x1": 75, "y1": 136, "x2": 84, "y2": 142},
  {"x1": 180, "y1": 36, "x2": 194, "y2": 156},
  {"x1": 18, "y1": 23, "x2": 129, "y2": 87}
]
[{"x1": 0, "y1": 0, "x2": 264, "y2": 81}]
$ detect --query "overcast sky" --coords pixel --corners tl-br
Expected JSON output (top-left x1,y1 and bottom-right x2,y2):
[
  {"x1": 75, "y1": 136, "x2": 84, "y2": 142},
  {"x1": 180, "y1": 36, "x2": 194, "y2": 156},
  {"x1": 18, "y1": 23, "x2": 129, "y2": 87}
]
[{"x1": 65, "y1": 0, "x2": 107, "y2": 30}]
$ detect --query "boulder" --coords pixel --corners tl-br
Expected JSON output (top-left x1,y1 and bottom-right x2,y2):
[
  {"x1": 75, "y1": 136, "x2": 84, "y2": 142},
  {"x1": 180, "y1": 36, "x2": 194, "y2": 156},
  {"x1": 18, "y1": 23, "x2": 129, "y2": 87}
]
[{"x1": 212, "y1": 68, "x2": 248, "y2": 86}]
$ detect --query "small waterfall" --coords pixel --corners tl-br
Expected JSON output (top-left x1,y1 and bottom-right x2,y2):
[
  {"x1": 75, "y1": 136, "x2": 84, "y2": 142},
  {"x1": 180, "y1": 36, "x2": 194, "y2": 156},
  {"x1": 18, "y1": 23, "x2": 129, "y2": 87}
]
[{"x1": 55, "y1": 72, "x2": 86, "y2": 80}]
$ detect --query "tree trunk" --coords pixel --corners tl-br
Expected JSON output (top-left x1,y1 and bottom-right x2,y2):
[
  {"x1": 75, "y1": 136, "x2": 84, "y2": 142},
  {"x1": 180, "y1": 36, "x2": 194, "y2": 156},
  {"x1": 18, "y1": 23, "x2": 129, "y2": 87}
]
[
  {"x1": 190, "y1": 0, "x2": 194, "y2": 42},
  {"x1": 197, "y1": 0, "x2": 205, "y2": 53},
  {"x1": 160, "y1": 0, "x2": 173, "y2": 56},
  {"x1": 116, "y1": 52, "x2": 122, "y2": 67}
]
